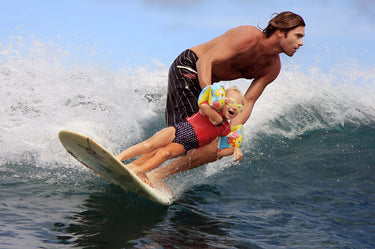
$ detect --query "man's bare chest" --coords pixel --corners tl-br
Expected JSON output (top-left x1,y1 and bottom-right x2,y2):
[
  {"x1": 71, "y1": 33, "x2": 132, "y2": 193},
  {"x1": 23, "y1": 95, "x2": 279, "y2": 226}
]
[
  {"x1": 230, "y1": 55, "x2": 272, "y2": 79},
  {"x1": 211, "y1": 52, "x2": 277, "y2": 81}
]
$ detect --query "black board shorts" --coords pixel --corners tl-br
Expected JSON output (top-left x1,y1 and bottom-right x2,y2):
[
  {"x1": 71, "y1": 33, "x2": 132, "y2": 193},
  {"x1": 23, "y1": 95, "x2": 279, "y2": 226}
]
[{"x1": 165, "y1": 49, "x2": 201, "y2": 126}]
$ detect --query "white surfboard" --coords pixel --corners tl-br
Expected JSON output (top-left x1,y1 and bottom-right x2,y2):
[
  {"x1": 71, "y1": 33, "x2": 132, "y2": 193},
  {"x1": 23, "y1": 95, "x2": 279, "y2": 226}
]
[{"x1": 58, "y1": 130, "x2": 172, "y2": 206}]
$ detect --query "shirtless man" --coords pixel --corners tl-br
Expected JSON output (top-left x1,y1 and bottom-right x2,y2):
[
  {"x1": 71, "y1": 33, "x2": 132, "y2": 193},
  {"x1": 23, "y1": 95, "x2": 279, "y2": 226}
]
[{"x1": 148, "y1": 11, "x2": 305, "y2": 185}]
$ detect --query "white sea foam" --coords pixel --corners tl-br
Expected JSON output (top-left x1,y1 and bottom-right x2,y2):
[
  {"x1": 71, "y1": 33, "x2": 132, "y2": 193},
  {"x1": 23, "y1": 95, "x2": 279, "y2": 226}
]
[
  {"x1": 0, "y1": 37, "x2": 168, "y2": 167},
  {"x1": 242, "y1": 62, "x2": 375, "y2": 142}
]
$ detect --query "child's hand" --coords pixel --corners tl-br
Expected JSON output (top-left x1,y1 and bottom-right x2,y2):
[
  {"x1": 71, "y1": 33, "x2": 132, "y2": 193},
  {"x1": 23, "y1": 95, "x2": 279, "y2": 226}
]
[
  {"x1": 233, "y1": 147, "x2": 243, "y2": 162},
  {"x1": 199, "y1": 103, "x2": 223, "y2": 126}
]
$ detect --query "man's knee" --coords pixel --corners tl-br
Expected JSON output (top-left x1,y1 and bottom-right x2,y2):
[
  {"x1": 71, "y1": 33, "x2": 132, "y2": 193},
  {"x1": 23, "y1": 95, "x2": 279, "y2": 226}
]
[{"x1": 188, "y1": 142, "x2": 218, "y2": 165}]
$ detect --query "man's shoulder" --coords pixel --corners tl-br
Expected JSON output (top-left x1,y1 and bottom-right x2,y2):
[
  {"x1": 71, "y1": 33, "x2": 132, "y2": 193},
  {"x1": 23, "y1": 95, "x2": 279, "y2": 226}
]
[
  {"x1": 226, "y1": 26, "x2": 263, "y2": 51},
  {"x1": 229, "y1": 25, "x2": 262, "y2": 38},
  {"x1": 232, "y1": 25, "x2": 260, "y2": 32}
]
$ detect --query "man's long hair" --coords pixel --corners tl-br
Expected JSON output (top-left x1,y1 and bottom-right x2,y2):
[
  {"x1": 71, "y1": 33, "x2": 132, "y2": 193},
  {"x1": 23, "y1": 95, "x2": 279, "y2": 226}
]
[{"x1": 262, "y1": 11, "x2": 305, "y2": 38}]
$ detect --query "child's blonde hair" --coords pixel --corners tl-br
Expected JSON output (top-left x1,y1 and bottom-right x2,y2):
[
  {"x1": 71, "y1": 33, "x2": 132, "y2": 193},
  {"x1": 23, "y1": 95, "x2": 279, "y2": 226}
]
[{"x1": 225, "y1": 87, "x2": 245, "y2": 105}]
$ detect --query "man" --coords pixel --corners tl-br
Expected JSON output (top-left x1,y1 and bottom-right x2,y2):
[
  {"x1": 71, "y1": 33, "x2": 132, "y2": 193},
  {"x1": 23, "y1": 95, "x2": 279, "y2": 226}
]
[{"x1": 148, "y1": 11, "x2": 305, "y2": 185}]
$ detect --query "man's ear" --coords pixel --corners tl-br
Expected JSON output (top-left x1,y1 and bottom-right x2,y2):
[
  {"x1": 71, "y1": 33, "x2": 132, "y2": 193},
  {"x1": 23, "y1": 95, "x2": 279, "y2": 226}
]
[{"x1": 276, "y1": 29, "x2": 287, "y2": 38}]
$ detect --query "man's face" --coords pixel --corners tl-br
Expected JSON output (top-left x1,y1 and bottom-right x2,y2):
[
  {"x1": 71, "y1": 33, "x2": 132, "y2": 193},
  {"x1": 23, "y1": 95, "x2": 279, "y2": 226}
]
[{"x1": 281, "y1": 26, "x2": 305, "y2": 57}]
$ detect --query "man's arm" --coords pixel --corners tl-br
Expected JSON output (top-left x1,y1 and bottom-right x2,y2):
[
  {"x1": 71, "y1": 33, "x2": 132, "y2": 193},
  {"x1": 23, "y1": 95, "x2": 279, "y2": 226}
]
[
  {"x1": 231, "y1": 67, "x2": 280, "y2": 126},
  {"x1": 194, "y1": 26, "x2": 259, "y2": 89},
  {"x1": 217, "y1": 147, "x2": 243, "y2": 162}
]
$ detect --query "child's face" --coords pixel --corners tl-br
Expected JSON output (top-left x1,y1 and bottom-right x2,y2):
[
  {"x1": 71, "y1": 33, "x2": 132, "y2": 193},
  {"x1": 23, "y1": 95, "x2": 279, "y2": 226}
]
[{"x1": 222, "y1": 91, "x2": 243, "y2": 120}]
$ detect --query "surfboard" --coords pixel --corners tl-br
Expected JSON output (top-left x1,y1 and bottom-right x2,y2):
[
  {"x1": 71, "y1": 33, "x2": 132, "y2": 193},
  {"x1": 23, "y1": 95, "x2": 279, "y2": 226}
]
[{"x1": 58, "y1": 130, "x2": 173, "y2": 206}]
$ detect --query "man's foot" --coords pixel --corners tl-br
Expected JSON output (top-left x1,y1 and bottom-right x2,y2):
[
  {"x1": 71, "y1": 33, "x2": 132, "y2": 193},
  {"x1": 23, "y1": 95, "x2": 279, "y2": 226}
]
[
  {"x1": 137, "y1": 172, "x2": 153, "y2": 187},
  {"x1": 148, "y1": 172, "x2": 172, "y2": 197},
  {"x1": 132, "y1": 167, "x2": 153, "y2": 187},
  {"x1": 125, "y1": 163, "x2": 138, "y2": 170},
  {"x1": 124, "y1": 163, "x2": 171, "y2": 196}
]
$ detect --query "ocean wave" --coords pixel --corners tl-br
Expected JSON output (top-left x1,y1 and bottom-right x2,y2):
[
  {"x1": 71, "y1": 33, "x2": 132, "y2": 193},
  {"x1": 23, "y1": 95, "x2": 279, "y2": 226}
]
[{"x1": 0, "y1": 35, "x2": 374, "y2": 170}]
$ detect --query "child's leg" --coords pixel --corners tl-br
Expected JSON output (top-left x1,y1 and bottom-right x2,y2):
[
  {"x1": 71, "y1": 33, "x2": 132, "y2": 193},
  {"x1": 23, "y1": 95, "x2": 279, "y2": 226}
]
[
  {"x1": 132, "y1": 143, "x2": 185, "y2": 185},
  {"x1": 116, "y1": 127, "x2": 176, "y2": 161},
  {"x1": 131, "y1": 148, "x2": 162, "y2": 167},
  {"x1": 148, "y1": 139, "x2": 218, "y2": 182},
  {"x1": 127, "y1": 148, "x2": 162, "y2": 170},
  {"x1": 137, "y1": 143, "x2": 185, "y2": 173}
]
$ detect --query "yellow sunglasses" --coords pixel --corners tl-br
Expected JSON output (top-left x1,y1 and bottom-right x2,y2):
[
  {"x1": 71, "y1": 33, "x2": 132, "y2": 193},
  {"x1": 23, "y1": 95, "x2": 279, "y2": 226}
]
[{"x1": 226, "y1": 98, "x2": 244, "y2": 112}]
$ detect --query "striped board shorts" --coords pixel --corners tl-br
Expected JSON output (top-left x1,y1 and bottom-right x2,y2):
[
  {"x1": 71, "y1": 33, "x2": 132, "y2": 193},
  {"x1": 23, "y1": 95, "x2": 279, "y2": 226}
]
[{"x1": 165, "y1": 49, "x2": 201, "y2": 126}]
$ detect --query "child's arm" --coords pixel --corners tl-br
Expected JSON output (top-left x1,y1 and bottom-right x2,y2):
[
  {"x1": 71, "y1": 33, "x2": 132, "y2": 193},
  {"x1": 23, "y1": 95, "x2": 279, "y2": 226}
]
[
  {"x1": 199, "y1": 102, "x2": 223, "y2": 125},
  {"x1": 217, "y1": 147, "x2": 243, "y2": 162}
]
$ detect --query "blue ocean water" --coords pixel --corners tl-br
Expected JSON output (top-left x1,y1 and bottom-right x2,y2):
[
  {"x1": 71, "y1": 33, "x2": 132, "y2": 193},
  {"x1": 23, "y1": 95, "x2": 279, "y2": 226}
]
[{"x1": 0, "y1": 38, "x2": 374, "y2": 248}]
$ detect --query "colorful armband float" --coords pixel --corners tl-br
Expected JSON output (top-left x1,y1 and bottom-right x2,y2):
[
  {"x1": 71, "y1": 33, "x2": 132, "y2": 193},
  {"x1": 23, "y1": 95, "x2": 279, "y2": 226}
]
[
  {"x1": 217, "y1": 124, "x2": 244, "y2": 150},
  {"x1": 198, "y1": 84, "x2": 226, "y2": 111}
]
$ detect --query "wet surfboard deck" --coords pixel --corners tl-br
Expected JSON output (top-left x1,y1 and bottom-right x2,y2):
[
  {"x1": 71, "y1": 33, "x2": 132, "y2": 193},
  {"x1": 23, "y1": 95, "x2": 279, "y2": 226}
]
[{"x1": 58, "y1": 130, "x2": 172, "y2": 206}]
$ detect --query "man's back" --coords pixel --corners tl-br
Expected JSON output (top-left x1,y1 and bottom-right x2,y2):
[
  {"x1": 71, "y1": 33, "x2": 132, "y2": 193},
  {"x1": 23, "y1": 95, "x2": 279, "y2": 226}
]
[{"x1": 190, "y1": 25, "x2": 280, "y2": 83}]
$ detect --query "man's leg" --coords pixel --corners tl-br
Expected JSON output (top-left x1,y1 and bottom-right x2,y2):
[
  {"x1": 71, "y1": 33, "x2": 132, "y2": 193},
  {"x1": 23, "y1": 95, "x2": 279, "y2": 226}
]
[
  {"x1": 148, "y1": 139, "x2": 218, "y2": 183},
  {"x1": 165, "y1": 49, "x2": 201, "y2": 126}
]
